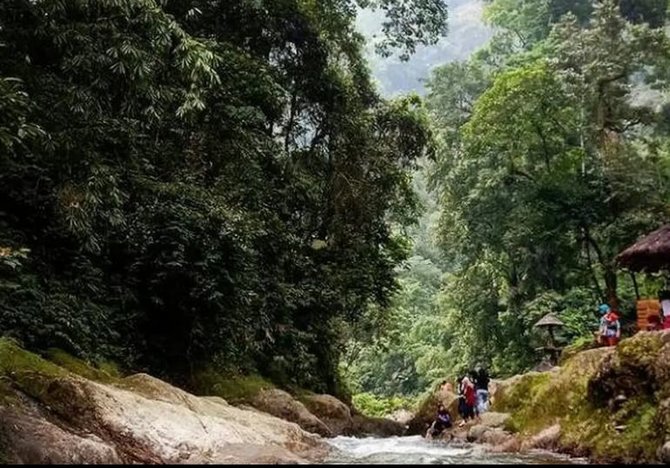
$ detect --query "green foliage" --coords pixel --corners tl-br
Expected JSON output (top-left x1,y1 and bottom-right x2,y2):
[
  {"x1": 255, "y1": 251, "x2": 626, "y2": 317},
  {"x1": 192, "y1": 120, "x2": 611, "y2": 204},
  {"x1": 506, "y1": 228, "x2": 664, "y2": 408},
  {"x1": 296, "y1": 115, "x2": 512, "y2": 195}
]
[
  {"x1": 414, "y1": 0, "x2": 670, "y2": 380},
  {"x1": 340, "y1": 167, "x2": 453, "y2": 396},
  {"x1": 619, "y1": 0, "x2": 668, "y2": 27},
  {"x1": 352, "y1": 392, "x2": 416, "y2": 417},
  {"x1": 488, "y1": 1, "x2": 593, "y2": 35},
  {"x1": 45, "y1": 348, "x2": 121, "y2": 383},
  {"x1": 344, "y1": 0, "x2": 670, "y2": 399},
  {"x1": 359, "y1": 0, "x2": 449, "y2": 60},
  {"x1": 192, "y1": 370, "x2": 275, "y2": 404},
  {"x1": 0, "y1": 0, "x2": 439, "y2": 395}
]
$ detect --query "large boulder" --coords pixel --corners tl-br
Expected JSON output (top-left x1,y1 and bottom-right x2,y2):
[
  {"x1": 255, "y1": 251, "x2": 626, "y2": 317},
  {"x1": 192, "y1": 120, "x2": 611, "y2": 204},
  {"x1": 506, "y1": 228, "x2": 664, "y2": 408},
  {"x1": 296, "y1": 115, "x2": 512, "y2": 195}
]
[
  {"x1": 0, "y1": 339, "x2": 330, "y2": 464},
  {"x1": 250, "y1": 389, "x2": 333, "y2": 437},
  {"x1": 491, "y1": 332, "x2": 670, "y2": 463},
  {"x1": 351, "y1": 413, "x2": 405, "y2": 437},
  {"x1": 466, "y1": 424, "x2": 490, "y2": 442},
  {"x1": 406, "y1": 387, "x2": 459, "y2": 435},
  {"x1": 387, "y1": 408, "x2": 413, "y2": 424},
  {"x1": 301, "y1": 394, "x2": 354, "y2": 436},
  {"x1": 482, "y1": 429, "x2": 521, "y2": 453},
  {"x1": 520, "y1": 424, "x2": 560, "y2": 451},
  {"x1": 478, "y1": 411, "x2": 510, "y2": 429},
  {"x1": 0, "y1": 405, "x2": 123, "y2": 464},
  {"x1": 464, "y1": 412, "x2": 513, "y2": 447}
]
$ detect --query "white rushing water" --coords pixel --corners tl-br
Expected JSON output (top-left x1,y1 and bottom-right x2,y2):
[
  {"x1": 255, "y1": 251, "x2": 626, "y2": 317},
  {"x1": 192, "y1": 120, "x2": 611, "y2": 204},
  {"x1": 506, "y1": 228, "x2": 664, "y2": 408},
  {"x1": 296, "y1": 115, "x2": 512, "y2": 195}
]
[{"x1": 325, "y1": 436, "x2": 587, "y2": 465}]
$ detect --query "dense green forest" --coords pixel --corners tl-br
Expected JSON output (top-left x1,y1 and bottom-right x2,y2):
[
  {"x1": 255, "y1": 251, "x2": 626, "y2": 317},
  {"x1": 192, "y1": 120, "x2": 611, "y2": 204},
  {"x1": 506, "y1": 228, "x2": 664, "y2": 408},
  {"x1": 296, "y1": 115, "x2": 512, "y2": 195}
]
[
  {"x1": 4, "y1": 0, "x2": 670, "y2": 408},
  {"x1": 344, "y1": 0, "x2": 670, "y2": 402},
  {"x1": 0, "y1": 0, "x2": 446, "y2": 396}
]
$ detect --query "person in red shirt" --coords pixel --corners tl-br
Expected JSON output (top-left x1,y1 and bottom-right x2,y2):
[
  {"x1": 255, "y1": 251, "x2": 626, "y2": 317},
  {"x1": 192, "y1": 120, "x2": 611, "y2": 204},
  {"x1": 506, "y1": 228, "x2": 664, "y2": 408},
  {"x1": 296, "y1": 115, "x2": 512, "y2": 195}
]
[{"x1": 457, "y1": 375, "x2": 477, "y2": 426}]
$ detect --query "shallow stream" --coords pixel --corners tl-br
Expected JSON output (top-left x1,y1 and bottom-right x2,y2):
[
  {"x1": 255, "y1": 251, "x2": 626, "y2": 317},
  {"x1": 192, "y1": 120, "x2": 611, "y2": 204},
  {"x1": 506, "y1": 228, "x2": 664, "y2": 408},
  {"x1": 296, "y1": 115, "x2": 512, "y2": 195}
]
[{"x1": 325, "y1": 435, "x2": 587, "y2": 464}]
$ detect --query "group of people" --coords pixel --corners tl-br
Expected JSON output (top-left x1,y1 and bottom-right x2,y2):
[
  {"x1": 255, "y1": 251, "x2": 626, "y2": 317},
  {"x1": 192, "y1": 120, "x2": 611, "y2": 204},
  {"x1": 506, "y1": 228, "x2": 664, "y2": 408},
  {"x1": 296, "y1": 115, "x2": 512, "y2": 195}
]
[
  {"x1": 598, "y1": 290, "x2": 670, "y2": 345},
  {"x1": 457, "y1": 368, "x2": 490, "y2": 426},
  {"x1": 426, "y1": 368, "x2": 491, "y2": 439}
]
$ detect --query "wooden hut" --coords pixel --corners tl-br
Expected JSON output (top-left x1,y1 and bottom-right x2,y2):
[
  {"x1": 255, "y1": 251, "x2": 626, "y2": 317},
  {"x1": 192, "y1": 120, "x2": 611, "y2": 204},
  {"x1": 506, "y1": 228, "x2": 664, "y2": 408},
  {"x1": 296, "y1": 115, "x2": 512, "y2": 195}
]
[
  {"x1": 616, "y1": 224, "x2": 670, "y2": 331},
  {"x1": 617, "y1": 224, "x2": 670, "y2": 274}
]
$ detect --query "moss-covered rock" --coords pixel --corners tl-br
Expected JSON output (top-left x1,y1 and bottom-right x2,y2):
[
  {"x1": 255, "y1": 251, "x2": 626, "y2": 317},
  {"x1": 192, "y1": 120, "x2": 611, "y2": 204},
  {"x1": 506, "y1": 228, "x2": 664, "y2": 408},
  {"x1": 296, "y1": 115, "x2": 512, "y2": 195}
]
[
  {"x1": 45, "y1": 348, "x2": 121, "y2": 382},
  {"x1": 492, "y1": 331, "x2": 670, "y2": 463},
  {"x1": 0, "y1": 338, "x2": 69, "y2": 406},
  {"x1": 191, "y1": 369, "x2": 275, "y2": 405},
  {"x1": 559, "y1": 335, "x2": 599, "y2": 364},
  {"x1": 0, "y1": 338, "x2": 331, "y2": 463}
]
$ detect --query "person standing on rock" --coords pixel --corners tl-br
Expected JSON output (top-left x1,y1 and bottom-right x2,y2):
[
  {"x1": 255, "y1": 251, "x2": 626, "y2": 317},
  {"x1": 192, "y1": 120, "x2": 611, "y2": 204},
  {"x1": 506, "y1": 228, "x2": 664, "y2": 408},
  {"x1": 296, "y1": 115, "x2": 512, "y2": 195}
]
[
  {"x1": 457, "y1": 375, "x2": 476, "y2": 427},
  {"x1": 599, "y1": 305, "x2": 621, "y2": 347},
  {"x1": 596, "y1": 303, "x2": 610, "y2": 345}
]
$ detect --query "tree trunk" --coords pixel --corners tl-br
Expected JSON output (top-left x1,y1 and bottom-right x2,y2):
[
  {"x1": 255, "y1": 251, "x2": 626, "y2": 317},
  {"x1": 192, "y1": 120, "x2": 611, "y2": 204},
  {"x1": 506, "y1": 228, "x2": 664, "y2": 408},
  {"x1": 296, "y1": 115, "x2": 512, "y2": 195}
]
[
  {"x1": 604, "y1": 264, "x2": 618, "y2": 310},
  {"x1": 582, "y1": 225, "x2": 619, "y2": 308}
]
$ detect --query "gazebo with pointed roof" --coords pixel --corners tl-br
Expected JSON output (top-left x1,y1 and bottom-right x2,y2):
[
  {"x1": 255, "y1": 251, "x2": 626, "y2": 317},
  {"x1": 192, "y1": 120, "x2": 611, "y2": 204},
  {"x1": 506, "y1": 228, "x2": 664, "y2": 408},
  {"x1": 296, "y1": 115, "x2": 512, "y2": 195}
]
[
  {"x1": 534, "y1": 313, "x2": 565, "y2": 366},
  {"x1": 534, "y1": 313, "x2": 565, "y2": 329}
]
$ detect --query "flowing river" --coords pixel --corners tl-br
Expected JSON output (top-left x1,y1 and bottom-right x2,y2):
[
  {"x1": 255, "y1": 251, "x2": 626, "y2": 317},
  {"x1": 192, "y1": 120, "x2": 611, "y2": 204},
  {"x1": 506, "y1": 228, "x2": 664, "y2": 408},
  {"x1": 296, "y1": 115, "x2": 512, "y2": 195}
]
[{"x1": 325, "y1": 436, "x2": 587, "y2": 465}]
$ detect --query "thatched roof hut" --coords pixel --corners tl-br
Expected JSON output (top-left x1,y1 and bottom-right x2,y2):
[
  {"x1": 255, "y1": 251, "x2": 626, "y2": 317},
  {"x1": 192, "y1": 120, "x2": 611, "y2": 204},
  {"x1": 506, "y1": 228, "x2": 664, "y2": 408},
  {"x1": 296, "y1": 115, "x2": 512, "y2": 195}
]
[
  {"x1": 534, "y1": 313, "x2": 564, "y2": 328},
  {"x1": 616, "y1": 224, "x2": 670, "y2": 273}
]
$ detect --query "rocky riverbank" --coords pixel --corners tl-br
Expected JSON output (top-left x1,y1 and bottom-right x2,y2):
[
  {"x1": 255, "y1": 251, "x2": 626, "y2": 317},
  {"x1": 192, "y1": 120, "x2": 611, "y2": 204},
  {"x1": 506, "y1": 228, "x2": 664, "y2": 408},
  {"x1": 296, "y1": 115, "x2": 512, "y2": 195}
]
[
  {"x1": 5, "y1": 330, "x2": 669, "y2": 464},
  {"x1": 409, "y1": 330, "x2": 670, "y2": 464},
  {"x1": 0, "y1": 338, "x2": 401, "y2": 464}
]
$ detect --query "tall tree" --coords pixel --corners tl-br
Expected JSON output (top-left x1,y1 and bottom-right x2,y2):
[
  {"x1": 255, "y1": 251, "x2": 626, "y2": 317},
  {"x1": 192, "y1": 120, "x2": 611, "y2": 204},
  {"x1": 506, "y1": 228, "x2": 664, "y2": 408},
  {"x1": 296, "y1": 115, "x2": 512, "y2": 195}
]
[{"x1": 0, "y1": 0, "x2": 441, "y2": 394}]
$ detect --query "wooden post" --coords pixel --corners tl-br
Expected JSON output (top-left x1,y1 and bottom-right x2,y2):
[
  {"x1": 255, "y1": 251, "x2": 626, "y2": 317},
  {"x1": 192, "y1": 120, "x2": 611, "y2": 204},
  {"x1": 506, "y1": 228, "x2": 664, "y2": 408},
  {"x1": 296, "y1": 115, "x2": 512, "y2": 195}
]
[
  {"x1": 548, "y1": 326, "x2": 556, "y2": 348},
  {"x1": 630, "y1": 272, "x2": 640, "y2": 300}
]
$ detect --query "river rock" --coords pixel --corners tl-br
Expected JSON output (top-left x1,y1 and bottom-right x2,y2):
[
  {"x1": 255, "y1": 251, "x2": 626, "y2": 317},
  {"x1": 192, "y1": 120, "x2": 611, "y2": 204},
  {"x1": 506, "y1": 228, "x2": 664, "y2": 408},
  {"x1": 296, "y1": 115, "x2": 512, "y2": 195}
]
[
  {"x1": 521, "y1": 424, "x2": 561, "y2": 451},
  {"x1": 251, "y1": 389, "x2": 333, "y2": 437},
  {"x1": 0, "y1": 341, "x2": 330, "y2": 464},
  {"x1": 351, "y1": 414, "x2": 405, "y2": 437},
  {"x1": 467, "y1": 424, "x2": 490, "y2": 442},
  {"x1": 387, "y1": 408, "x2": 414, "y2": 424},
  {"x1": 483, "y1": 429, "x2": 520, "y2": 453},
  {"x1": 0, "y1": 406, "x2": 123, "y2": 464},
  {"x1": 406, "y1": 388, "x2": 459, "y2": 435},
  {"x1": 479, "y1": 411, "x2": 510, "y2": 429},
  {"x1": 208, "y1": 443, "x2": 314, "y2": 464},
  {"x1": 301, "y1": 394, "x2": 354, "y2": 435}
]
